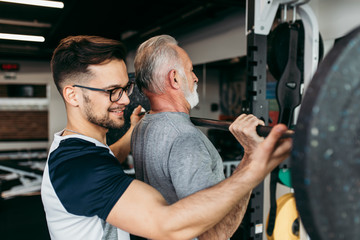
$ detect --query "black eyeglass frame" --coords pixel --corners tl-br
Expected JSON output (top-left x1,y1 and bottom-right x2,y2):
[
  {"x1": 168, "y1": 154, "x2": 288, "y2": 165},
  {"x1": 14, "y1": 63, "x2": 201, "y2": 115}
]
[{"x1": 72, "y1": 82, "x2": 134, "y2": 102}]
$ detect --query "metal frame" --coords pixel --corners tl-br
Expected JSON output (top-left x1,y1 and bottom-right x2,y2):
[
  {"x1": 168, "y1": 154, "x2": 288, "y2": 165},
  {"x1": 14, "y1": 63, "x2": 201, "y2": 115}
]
[
  {"x1": 245, "y1": 1, "x2": 270, "y2": 238},
  {"x1": 245, "y1": 0, "x2": 318, "y2": 239}
]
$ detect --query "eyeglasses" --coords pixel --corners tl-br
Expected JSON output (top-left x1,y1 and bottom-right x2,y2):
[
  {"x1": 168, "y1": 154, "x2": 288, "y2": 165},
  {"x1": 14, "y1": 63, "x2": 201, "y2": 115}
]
[{"x1": 73, "y1": 82, "x2": 134, "y2": 102}]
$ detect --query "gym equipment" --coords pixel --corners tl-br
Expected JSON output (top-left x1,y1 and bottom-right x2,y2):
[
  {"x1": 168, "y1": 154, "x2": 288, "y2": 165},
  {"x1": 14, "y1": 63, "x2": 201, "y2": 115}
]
[
  {"x1": 267, "y1": 20, "x2": 324, "y2": 82},
  {"x1": 291, "y1": 25, "x2": 360, "y2": 240},
  {"x1": 275, "y1": 20, "x2": 302, "y2": 127},
  {"x1": 0, "y1": 165, "x2": 42, "y2": 199},
  {"x1": 268, "y1": 12, "x2": 303, "y2": 239},
  {"x1": 278, "y1": 168, "x2": 292, "y2": 188},
  {"x1": 192, "y1": 24, "x2": 360, "y2": 240},
  {"x1": 265, "y1": 193, "x2": 299, "y2": 240},
  {"x1": 190, "y1": 117, "x2": 294, "y2": 138}
]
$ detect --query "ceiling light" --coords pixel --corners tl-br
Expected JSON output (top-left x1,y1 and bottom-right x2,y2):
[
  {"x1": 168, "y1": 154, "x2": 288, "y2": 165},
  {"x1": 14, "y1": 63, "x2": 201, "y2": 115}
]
[
  {"x1": 0, "y1": 19, "x2": 51, "y2": 28},
  {"x1": 0, "y1": 33, "x2": 45, "y2": 42},
  {"x1": 0, "y1": 0, "x2": 64, "y2": 9}
]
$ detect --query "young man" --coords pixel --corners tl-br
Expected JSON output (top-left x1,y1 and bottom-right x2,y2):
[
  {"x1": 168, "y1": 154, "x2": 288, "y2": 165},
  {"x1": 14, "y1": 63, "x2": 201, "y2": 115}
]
[
  {"x1": 41, "y1": 35, "x2": 292, "y2": 240},
  {"x1": 131, "y1": 35, "x2": 263, "y2": 239}
]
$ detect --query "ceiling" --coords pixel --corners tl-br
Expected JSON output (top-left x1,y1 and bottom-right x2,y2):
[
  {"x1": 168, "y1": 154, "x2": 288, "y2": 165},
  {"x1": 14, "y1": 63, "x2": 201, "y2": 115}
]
[{"x1": 0, "y1": 0, "x2": 245, "y2": 61}]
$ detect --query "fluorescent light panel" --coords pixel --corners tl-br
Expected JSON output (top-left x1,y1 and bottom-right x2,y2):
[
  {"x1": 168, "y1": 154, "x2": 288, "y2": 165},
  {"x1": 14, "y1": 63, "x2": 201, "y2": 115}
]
[
  {"x1": 0, "y1": 33, "x2": 45, "y2": 42},
  {"x1": 0, "y1": 18, "x2": 51, "y2": 28},
  {"x1": 0, "y1": 0, "x2": 64, "y2": 9}
]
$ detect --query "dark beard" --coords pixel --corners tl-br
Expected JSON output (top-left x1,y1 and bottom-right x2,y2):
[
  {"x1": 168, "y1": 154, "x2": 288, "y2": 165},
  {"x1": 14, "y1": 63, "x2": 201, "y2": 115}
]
[
  {"x1": 83, "y1": 94, "x2": 125, "y2": 129},
  {"x1": 87, "y1": 113, "x2": 124, "y2": 129}
]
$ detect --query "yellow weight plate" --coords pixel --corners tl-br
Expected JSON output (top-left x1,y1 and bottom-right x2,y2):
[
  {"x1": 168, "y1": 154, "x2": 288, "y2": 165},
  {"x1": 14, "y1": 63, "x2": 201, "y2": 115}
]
[{"x1": 266, "y1": 193, "x2": 299, "y2": 240}]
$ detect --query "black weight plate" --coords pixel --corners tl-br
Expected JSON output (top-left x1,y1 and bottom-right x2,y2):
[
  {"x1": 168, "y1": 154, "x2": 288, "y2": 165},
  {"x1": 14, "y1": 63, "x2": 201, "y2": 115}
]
[
  {"x1": 267, "y1": 20, "x2": 305, "y2": 81},
  {"x1": 267, "y1": 20, "x2": 324, "y2": 81},
  {"x1": 291, "y1": 25, "x2": 360, "y2": 240}
]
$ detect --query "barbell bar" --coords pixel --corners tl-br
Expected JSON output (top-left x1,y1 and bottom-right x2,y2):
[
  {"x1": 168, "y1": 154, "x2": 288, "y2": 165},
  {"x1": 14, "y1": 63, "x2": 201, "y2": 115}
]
[{"x1": 190, "y1": 117, "x2": 294, "y2": 138}]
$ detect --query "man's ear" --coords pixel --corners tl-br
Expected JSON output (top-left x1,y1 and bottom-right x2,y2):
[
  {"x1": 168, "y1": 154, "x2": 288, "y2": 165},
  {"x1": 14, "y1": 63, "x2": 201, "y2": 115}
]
[
  {"x1": 63, "y1": 85, "x2": 79, "y2": 107},
  {"x1": 168, "y1": 69, "x2": 180, "y2": 89}
]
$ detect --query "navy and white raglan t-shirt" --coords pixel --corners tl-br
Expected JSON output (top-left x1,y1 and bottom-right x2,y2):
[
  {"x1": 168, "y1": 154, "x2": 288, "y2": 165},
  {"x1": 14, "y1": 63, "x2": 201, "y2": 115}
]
[{"x1": 41, "y1": 130, "x2": 134, "y2": 240}]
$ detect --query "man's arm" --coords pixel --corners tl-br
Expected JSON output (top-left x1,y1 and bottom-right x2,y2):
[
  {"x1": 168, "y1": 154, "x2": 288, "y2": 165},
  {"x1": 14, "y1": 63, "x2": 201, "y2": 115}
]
[
  {"x1": 106, "y1": 122, "x2": 292, "y2": 240},
  {"x1": 198, "y1": 114, "x2": 265, "y2": 240},
  {"x1": 167, "y1": 133, "x2": 247, "y2": 240},
  {"x1": 198, "y1": 192, "x2": 251, "y2": 240},
  {"x1": 109, "y1": 105, "x2": 143, "y2": 163}
]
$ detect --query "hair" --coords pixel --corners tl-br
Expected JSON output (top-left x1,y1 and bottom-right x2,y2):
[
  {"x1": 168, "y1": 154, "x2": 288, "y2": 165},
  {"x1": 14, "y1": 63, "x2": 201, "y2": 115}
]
[
  {"x1": 51, "y1": 35, "x2": 127, "y2": 97},
  {"x1": 134, "y1": 34, "x2": 182, "y2": 94}
]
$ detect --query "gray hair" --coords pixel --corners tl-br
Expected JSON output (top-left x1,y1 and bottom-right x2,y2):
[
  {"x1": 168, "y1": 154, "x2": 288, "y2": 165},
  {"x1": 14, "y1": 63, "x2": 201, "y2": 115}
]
[{"x1": 134, "y1": 35, "x2": 182, "y2": 94}]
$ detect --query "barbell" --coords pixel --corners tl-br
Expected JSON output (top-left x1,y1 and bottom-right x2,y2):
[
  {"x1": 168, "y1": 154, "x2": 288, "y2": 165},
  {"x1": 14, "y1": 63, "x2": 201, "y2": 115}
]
[{"x1": 190, "y1": 116, "x2": 294, "y2": 138}]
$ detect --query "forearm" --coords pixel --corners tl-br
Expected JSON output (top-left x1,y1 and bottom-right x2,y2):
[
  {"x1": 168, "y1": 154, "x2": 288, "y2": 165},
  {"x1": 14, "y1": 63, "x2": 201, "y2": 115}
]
[
  {"x1": 162, "y1": 167, "x2": 260, "y2": 240},
  {"x1": 109, "y1": 172, "x2": 256, "y2": 240},
  {"x1": 108, "y1": 178, "x2": 250, "y2": 240},
  {"x1": 196, "y1": 150, "x2": 253, "y2": 239},
  {"x1": 198, "y1": 191, "x2": 252, "y2": 240},
  {"x1": 109, "y1": 125, "x2": 134, "y2": 163}
]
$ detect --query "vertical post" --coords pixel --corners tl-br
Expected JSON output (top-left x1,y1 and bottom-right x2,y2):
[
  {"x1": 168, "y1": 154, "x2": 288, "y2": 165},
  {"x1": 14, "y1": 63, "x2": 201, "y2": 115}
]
[
  {"x1": 245, "y1": 0, "x2": 269, "y2": 239},
  {"x1": 246, "y1": 0, "x2": 269, "y2": 124}
]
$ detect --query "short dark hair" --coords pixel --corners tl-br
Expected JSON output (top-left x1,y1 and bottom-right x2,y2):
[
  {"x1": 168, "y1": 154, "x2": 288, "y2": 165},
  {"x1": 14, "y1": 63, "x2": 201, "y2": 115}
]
[{"x1": 51, "y1": 35, "x2": 127, "y2": 96}]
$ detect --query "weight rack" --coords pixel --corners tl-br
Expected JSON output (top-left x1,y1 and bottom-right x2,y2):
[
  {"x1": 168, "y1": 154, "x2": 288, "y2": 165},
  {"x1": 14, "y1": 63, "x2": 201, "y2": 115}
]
[{"x1": 245, "y1": 0, "x2": 319, "y2": 239}]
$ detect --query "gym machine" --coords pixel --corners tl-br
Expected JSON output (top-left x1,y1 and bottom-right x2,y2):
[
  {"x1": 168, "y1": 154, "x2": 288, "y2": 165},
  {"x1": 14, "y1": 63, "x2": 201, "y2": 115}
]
[{"x1": 245, "y1": 0, "x2": 319, "y2": 239}]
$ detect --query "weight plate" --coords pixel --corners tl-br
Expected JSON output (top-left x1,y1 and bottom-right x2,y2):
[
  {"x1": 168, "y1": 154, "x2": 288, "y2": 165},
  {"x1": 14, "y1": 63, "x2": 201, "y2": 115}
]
[
  {"x1": 291, "y1": 25, "x2": 360, "y2": 240},
  {"x1": 266, "y1": 193, "x2": 299, "y2": 240}
]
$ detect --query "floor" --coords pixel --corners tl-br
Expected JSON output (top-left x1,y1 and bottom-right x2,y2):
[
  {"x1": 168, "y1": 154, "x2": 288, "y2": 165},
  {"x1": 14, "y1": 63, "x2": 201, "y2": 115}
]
[
  {"x1": 0, "y1": 194, "x2": 50, "y2": 240},
  {"x1": 0, "y1": 152, "x2": 250, "y2": 239}
]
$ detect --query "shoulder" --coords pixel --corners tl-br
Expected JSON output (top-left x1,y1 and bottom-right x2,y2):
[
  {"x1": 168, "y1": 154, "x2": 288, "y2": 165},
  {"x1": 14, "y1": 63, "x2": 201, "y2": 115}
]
[
  {"x1": 48, "y1": 137, "x2": 133, "y2": 219},
  {"x1": 135, "y1": 112, "x2": 197, "y2": 135},
  {"x1": 164, "y1": 112, "x2": 199, "y2": 134},
  {"x1": 52, "y1": 137, "x2": 108, "y2": 155},
  {"x1": 49, "y1": 137, "x2": 114, "y2": 170}
]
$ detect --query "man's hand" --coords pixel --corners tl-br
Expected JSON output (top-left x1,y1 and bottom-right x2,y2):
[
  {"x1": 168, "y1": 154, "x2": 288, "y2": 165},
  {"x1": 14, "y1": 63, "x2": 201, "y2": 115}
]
[
  {"x1": 251, "y1": 123, "x2": 293, "y2": 174},
  {"x1": 229, "y1": 114, "x2": 265, "y2": 155},
  {"x1": 229, "y1": 114, "x2": 292, "y2": 183},
  {"x1": 110, "y1": 105, "x2": 145, "y2": 163},
  {"x1": 130, "y1": 105, "x2": 145, "y2": 127}
]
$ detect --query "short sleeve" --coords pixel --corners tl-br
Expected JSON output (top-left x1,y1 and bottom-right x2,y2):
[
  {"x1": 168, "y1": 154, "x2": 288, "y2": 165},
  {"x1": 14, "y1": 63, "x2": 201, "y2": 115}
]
[
  {"x1": 168, "y1": 134, "x2": 224, "y2": 199},
  {"x1": 48, "y1": 138, "x2": 134, "y2": 220}
]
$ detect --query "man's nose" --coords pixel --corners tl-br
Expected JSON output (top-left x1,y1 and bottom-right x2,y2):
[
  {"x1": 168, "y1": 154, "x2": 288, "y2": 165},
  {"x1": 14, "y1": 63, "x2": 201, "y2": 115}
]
[{"x1": 116, "y1": 92, "x2": 130, "y2": 106}]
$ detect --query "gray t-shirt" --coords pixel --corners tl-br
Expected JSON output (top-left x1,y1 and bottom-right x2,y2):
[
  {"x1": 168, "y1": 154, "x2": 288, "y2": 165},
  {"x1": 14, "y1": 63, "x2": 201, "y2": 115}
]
[{"x1": 131, "y1": 112, "x2": 225, "y2": 205}]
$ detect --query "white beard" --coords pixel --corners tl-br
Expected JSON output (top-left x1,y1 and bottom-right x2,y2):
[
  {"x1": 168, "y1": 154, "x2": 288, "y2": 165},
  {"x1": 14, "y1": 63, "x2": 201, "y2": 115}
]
[{"x1": 184, "y1": 83, "x2": 199, "y2": 109}]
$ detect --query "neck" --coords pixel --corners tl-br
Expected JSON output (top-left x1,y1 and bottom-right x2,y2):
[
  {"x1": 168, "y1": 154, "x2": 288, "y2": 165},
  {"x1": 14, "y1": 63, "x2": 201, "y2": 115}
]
[
  {"x1": 147, "y1": 91, "x2": 190, "y2": 115},
  {"x1": 64, "y1": 120, "x2": 108, "y2": 145}
]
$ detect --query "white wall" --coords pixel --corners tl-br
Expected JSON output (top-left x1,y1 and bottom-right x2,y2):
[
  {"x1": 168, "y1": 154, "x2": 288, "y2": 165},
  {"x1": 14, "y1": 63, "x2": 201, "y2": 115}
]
[
  {"x1": 190, "y1": 67, "x2": 221, "y2": 134},
  {"x1": 0, "y1": 60, "x2": 66, "y2": 150},
  {"x1": 311, "y1": 0, "x2": 360, "y2": 40},
  {"x1": 191, "y1": 67, "x2": 221, "y2": 119},
  {"x1": 179, "y1": 12, "x2": 247, "y2": 65},
  {"x1": 126, "y1": 11, "x2": 247, "y2": 72},
  {"x1": 48, "y1": 76, "x2": 66, "y2": 144},
  {"x1": 310, "y1": 0, "x2": 360, "y2": 55}
]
